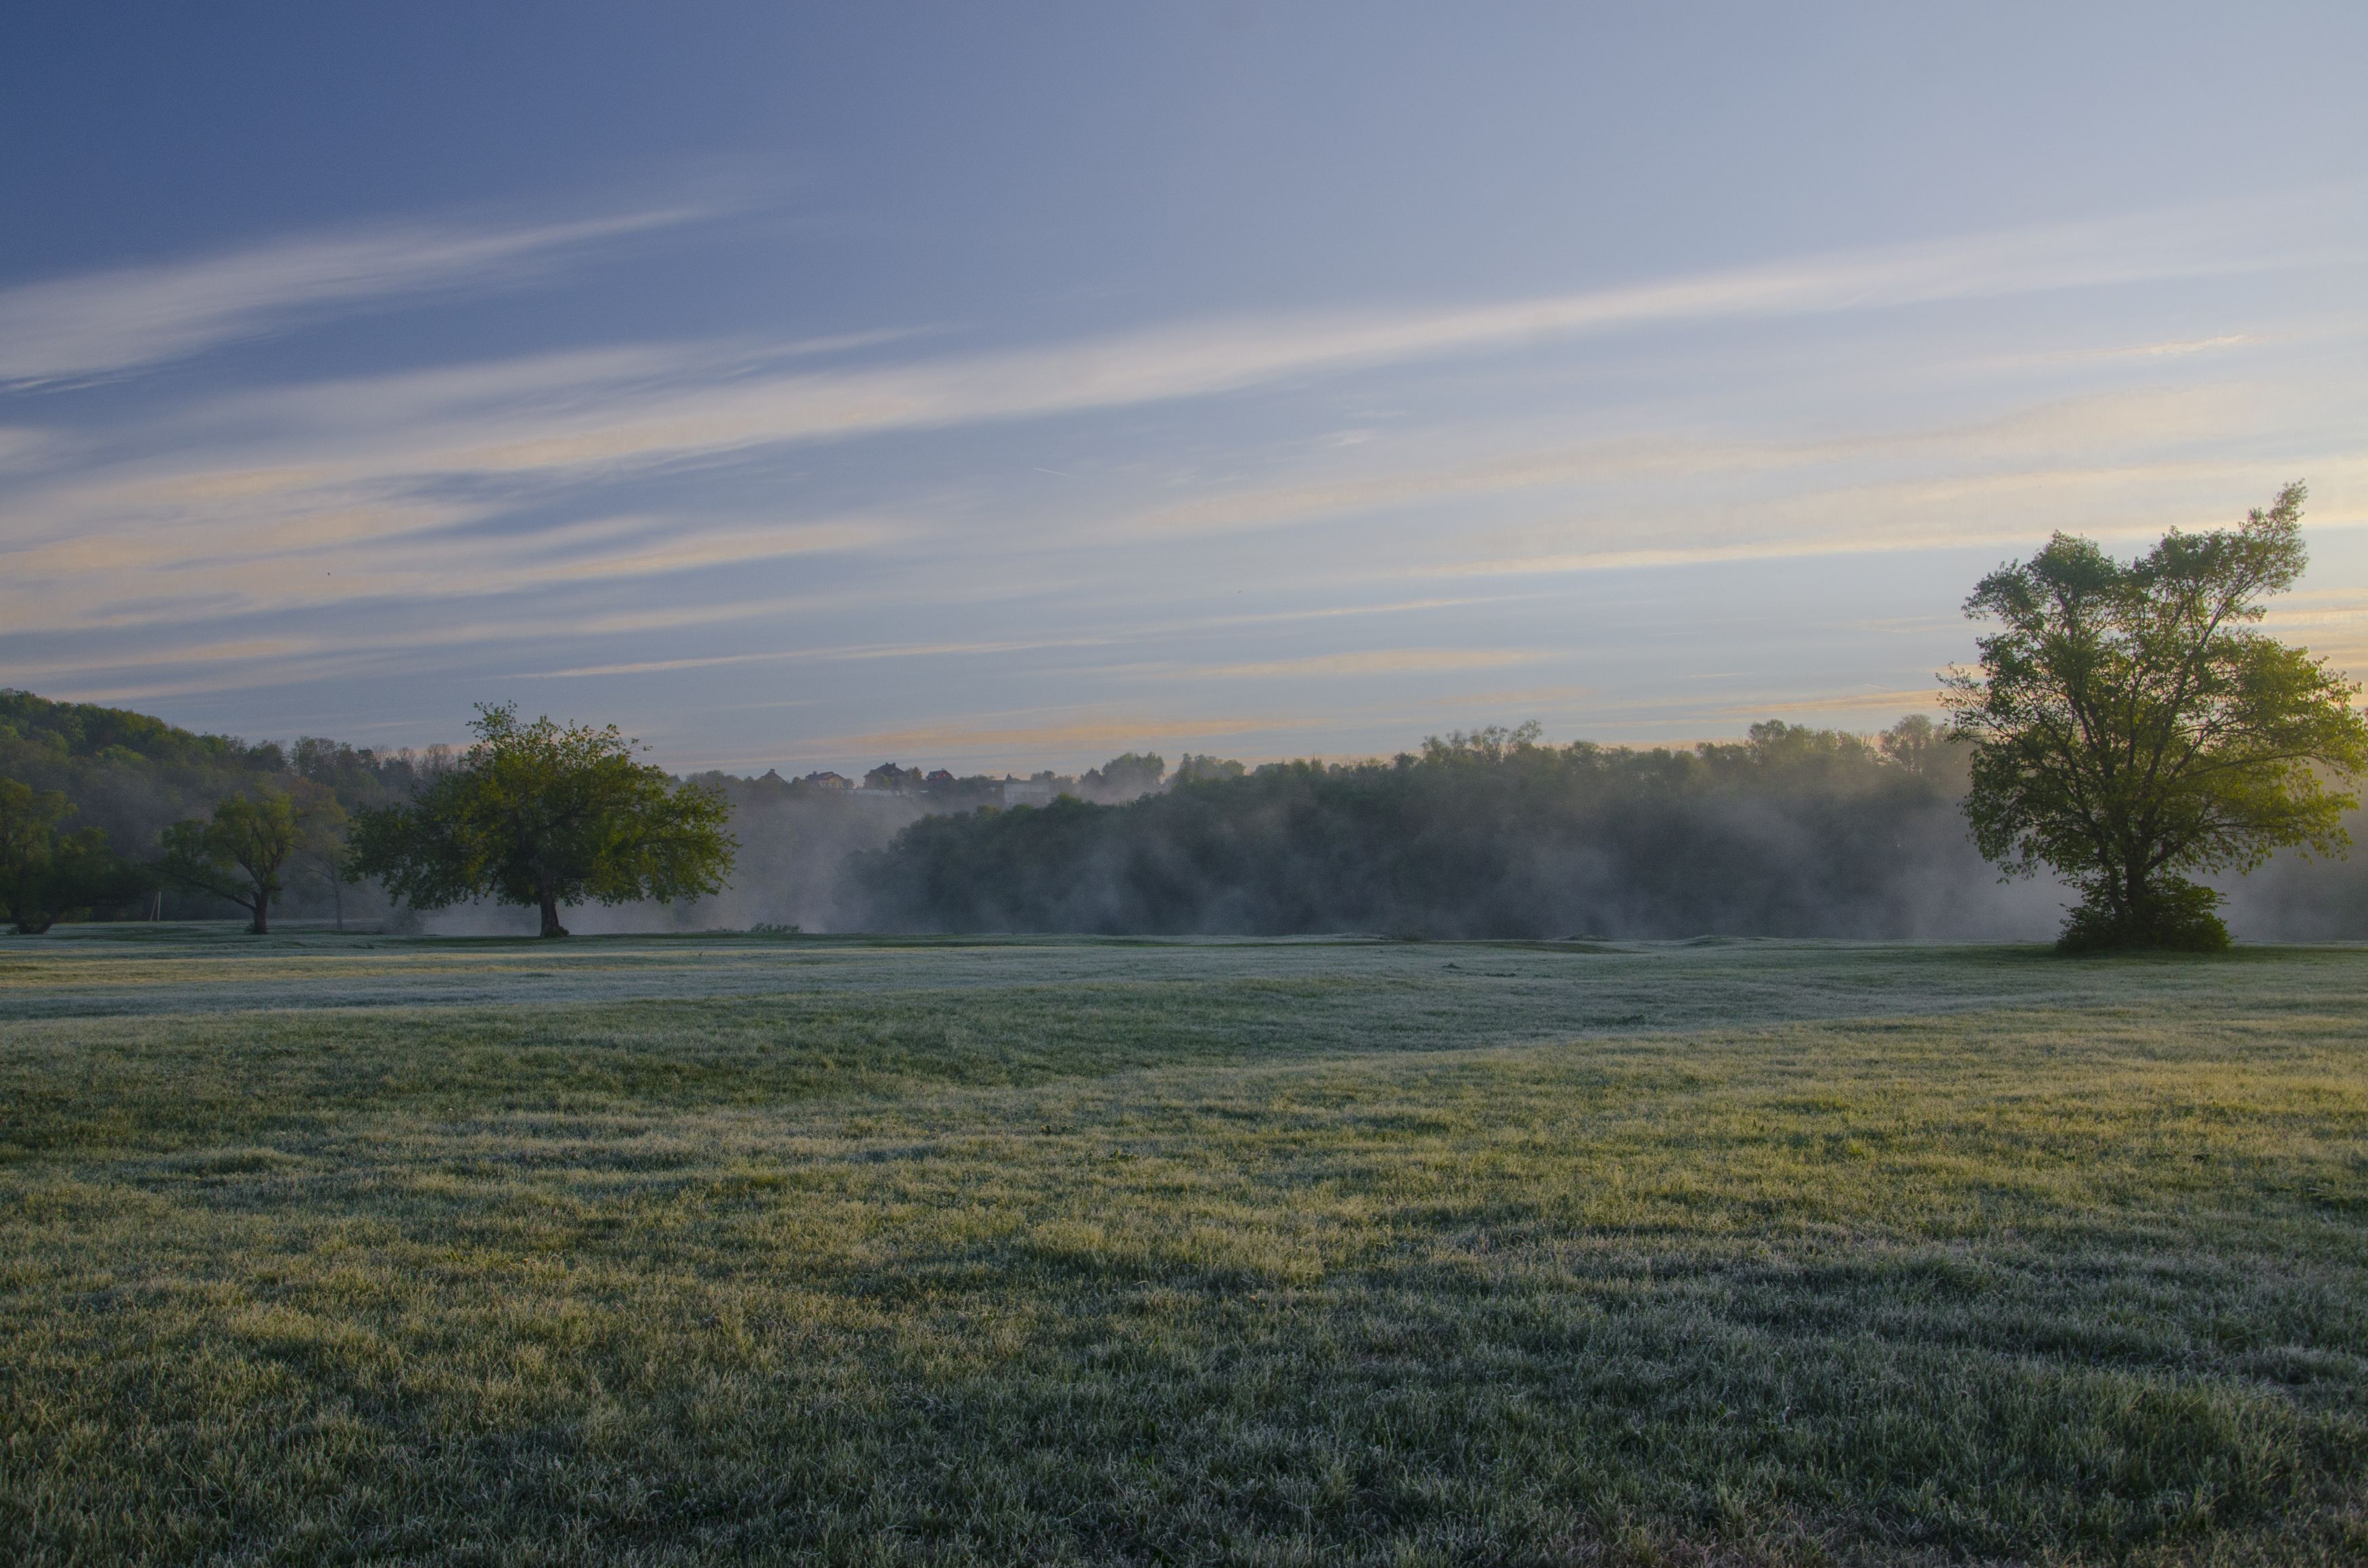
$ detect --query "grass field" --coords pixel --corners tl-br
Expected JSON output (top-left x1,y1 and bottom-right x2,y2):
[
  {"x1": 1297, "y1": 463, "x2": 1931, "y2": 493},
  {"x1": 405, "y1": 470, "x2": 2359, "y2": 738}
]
[{"x1": 3, "y1": 927, "x2": 2366, "y2": 1565}]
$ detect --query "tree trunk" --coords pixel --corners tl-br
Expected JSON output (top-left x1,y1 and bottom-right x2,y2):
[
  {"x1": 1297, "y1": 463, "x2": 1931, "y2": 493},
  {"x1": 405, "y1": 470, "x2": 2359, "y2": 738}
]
[
  {"x1": 332, "y1": 873, "x2": 344, "y2": 934},
  {"x1": 538, "y1": 887, "x2": 568, "y2": 938},
  {"x1": 249, "y1": 896, "x2": 269, "y2": 936}
]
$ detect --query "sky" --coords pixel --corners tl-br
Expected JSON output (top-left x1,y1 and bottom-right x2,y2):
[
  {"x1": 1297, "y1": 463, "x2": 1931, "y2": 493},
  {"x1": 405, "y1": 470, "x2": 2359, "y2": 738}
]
[{"x1": 5, "y1": 3, "x2": 2367, "y2": 775}]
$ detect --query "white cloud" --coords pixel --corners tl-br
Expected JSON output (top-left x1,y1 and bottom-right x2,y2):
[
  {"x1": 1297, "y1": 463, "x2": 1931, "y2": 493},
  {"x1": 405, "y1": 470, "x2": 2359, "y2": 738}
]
[
  {"x1": 0, "y1": 206, "x2": 714, "y2": 386},
  {"x1": 5, "y1": 189, "x2": 2365, "y2": 737},
  {"x1": 1186, "y1": 649, "x2": 1545, "y2": 680},
  {"x1": 0, "y1": 427, "x2": 64, "y2": 470},
  {"x1": 55, "y1": 190, "x2": 2344, "y2": 495},
  {"x1": 1416, "y1": 455, "x2": 2368, "y2": 581}
]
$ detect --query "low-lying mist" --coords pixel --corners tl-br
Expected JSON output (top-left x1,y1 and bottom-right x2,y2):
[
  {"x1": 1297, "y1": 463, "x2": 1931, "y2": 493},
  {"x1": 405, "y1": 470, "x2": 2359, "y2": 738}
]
[
  {"x1": 32, "y1": 683, "x2": 2352, "y2": 943},
  {"x1": 381, "y1": 722, "x2": 2368, "y2": 944},
  {"x1": 832, "y1": 722, "x2": 2368, "y2": 944},
  {"x1": 844, "y1": 722, "x2": 2081, "y2": 940},
  {"x1": 417, "y1": 770, "x2": 930, "y2": 936}
]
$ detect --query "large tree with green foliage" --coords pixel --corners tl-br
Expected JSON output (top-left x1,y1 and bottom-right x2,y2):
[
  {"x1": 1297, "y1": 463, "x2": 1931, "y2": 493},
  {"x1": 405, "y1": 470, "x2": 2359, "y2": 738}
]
[
  {"x1": 0, "y1": 777, "x2": 143, "y2": 933},
  {"x1": 159, "y1": 788, "x2": 319, "y2": 935},
  {"x1": 348, "y1": 704, "x2": 735, "y2": 938},
  {"x1": 1946, "y1": 483, "x2": 2368, "y2": 950}
]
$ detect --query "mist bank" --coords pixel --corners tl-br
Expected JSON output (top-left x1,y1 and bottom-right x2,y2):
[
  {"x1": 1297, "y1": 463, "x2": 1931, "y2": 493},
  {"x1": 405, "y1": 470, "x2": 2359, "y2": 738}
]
[
  {"x1": 417, "y1": 771, "x2": 931, "y2": 937},
  {"x1": 842, "y1": 721, "x2": 2368, "y2": 943},
  {"x1": 432, "y1": 758, "x2": 1177, "y2": 937},
  {"x1": 12, "y1": 687, "x2": 2365, "y2": 941}
]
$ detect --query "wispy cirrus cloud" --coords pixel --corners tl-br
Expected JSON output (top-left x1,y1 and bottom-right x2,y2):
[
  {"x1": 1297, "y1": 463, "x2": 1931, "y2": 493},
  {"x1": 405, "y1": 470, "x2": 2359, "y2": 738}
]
[
  {"x1": 0, "y1": 205, "x2": 716, "y2": 387},
  {"x1": 1726, "y1": 687, "x2": 1951, "y2": 718},
  {"x1": 6, "y1": 188, "x2": 2366, "y2": 756},
  {"x1": 1417, "y1": 447, "x2": 2368, "y2": 582},
  {"x1": 804, "y1": 710, "x2": 1329, "y2": 764},
  {"x1": 39, "y1": 189, "x2": 2341, "y2": 489},
  {"x1": 1108, "y1": 381, "x2": 2313, "y2": 543},
  {"x1": 1189, "y1": 649, "x2": 1545, "y2": 680},
  {"x1": 4, "y1": 195, "x2": 2331, "y2": 618},
  {"x1": 509, "y1": 632, "x2": 1129, "y2": 682}
]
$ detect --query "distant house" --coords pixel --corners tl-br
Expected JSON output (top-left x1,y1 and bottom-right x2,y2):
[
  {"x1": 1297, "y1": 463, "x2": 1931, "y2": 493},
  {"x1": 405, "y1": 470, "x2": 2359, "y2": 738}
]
[
  {"x1": 1001, "y1": 778, "x2": 1055, "y2": 807},
  {"x1": 864, "y1": 762, "x2": 919, "y2": 792},
  {"x1": 800, "y1": 770, "x2": 851, "y2": 791},
  {"x1": 924, "y1": 768, "x2": 956, "y2": 785}
]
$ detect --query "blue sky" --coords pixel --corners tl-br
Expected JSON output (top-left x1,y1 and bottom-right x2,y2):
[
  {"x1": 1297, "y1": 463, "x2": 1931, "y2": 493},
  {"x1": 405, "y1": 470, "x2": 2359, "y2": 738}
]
[{"x1": 5, "y1": 3, "x2": 2366, "y2": 773}]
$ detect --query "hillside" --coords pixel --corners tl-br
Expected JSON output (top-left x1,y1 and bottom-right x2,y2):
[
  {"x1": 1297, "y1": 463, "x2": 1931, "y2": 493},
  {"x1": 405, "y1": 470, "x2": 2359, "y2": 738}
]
[{"x1": 0, "y1": 690, "x2": 428, "y2": 921}]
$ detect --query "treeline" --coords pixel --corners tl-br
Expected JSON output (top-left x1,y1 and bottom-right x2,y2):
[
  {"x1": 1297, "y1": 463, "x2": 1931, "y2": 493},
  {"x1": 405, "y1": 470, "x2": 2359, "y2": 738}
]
[
  {"x1": 12, "y1": 687, "x2": 2367, "y2": 940},
  {"x1": 645, "y1": 755, "x2": 1179, "y2": 933},
  {"x1": 0, "y1": 687, "x2": 942, "y2": 935},
  {"x1": 0, "y1": 689, "x2": 435, "y2": 928},
  {"x1": 850, "y1": 719, "x2": 2050, "y2": 938},
  {"x1": 0, "y1": 687, "x2": 952, "y2": 936},
  {"x1": 0, "y1": 689, "x2": 444, "y2": 841}
]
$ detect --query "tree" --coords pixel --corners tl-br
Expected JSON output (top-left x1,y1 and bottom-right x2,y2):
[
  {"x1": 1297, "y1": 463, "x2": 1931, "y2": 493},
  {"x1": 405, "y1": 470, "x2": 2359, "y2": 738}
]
[
  {"x1": 286, "y1": 787, "x2": 355, "y2": 931},
  {"x1": 1173, "y1": 754, "x2": 1246, "y2": 784},
  {"x1": 159, "y1": 789, "x2": 309, "y2": 934},
  {"x1": 1946, "y1": 483, "x2": 2368, "y2": 950},
  {"x1": 1, "y1": 779, "x2": 76, "y2": 935},
  {"x1": 1879, "y1": 714, "x2": 1942, "y2": 777},
  {"x1": 347, "y1": 704, "x2": 735, "y2": 938},
  {"x1": 1080, "y1": 752, "x2": 1166, "y2": 802},
  {"x1": 1, "y1": 777, "x2": 143, "y2": 933},
  {"x1": 300, "y1": 843, "x2": 351, "y2": 933}
]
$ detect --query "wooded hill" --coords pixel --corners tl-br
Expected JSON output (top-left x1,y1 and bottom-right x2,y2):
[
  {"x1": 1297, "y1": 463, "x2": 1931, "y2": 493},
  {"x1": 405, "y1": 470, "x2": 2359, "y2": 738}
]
[{"x1": 0, "y1": 689, "x2": 428, "y2": 922}]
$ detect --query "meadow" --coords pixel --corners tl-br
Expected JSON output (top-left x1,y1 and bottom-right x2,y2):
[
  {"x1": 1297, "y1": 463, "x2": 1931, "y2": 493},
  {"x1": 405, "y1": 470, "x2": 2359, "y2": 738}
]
[{"x1": 3, "y1": 928, "x2": 2365, "y2": 1566}]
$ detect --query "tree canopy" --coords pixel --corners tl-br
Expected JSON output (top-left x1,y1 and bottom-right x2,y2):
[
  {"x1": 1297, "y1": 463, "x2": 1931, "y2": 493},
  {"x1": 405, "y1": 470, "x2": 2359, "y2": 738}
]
[
  {"x1": 0, "y1": 687, "x2": 440, "y2": 925},
  {"x1": 348, "y1": 704, "x2": 735, "y2": 937},
  {"x1": 158, "y1": 788, "x2": 327, "y2": 935},
  {"x1": 1946, "y1": 482, "x2": 2368, "y2": 950},
  {"x1": 1, "y1": 777, "x2": 145, "y2": 934},
  {"x1": 852, "y1": 718, "x2": 1977, "y2": 938}
]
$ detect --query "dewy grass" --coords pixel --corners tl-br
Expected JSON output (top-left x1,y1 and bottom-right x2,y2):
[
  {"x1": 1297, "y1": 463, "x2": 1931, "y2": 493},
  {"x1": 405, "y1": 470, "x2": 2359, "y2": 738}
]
[{"x1": 3, "y1": 929, "x2": 2366, "y2": 1565}]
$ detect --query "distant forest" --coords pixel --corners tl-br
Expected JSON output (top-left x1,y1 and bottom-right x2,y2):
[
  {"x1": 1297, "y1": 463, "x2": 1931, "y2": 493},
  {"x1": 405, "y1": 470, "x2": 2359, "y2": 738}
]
[
  {"x1": 0, "y1": 689, "x2": 417, "y2": 925},
  {"x1": 7, "y1": 689, "x2": 2366, "y2": 939},
  {"x1": 853, "y1": 720, "x2": 2004, "y2": 938},
  {"x1": 848, "y1": 723, "x2": 2368, "y2": 940}
]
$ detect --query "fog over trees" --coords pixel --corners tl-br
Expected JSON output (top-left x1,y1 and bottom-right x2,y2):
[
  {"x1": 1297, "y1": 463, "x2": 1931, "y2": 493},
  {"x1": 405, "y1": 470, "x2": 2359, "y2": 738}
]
[
  {"x1": 847, "y1": 720, "x2": 2046, "y2": 939},
  {"x1": 8, "y1": 685, "x2": 2368, "y2": 942},
  {"x1": 839, "y1": 721, "x2": 2368, "y2": 942}
]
